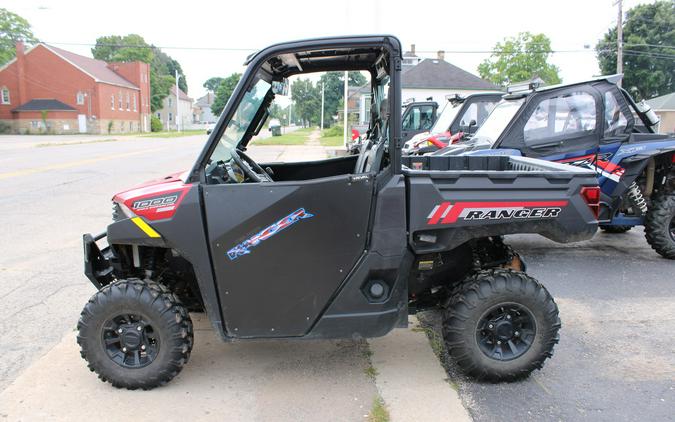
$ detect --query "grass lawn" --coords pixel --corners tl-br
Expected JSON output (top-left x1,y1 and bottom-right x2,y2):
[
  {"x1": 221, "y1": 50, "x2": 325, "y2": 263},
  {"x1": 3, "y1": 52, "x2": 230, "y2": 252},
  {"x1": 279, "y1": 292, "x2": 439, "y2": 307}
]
[
  {"x1": 319, "y1": 135, "x2": 344, "y2": 146},
  {"x1": 253, "y1": 127, "x2": 314, "y2": 145}
]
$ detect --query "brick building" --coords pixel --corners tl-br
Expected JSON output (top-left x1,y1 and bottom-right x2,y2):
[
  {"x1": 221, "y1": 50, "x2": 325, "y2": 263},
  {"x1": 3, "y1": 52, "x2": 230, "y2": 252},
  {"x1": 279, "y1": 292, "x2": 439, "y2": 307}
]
[{"x1": 0, "y1": 42, "x2": 150, "y2": 134}]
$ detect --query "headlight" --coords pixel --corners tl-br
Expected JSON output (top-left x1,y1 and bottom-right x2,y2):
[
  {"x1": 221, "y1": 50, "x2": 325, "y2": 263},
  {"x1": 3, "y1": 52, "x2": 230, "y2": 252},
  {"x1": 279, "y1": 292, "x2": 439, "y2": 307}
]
[{"x1": 112, "y1": 202, "x2": 135, "y2": 221}]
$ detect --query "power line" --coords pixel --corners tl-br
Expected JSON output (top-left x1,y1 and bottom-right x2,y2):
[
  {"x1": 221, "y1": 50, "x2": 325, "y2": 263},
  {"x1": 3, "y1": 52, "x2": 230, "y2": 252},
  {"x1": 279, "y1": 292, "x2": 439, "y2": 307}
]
[
  {"x1": 42, "y1": 41, "x2": 258, "y2": 52},
  {"x1": 39, "y1": 41, "x2": 675, "y2": 61}
]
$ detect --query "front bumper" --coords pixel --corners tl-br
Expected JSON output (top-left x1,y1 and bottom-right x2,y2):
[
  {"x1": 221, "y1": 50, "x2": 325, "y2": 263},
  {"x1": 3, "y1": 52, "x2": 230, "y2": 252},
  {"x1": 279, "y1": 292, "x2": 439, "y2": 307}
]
[{"x1": 83, "y1": 231, "x2": 114, "y2": 289}]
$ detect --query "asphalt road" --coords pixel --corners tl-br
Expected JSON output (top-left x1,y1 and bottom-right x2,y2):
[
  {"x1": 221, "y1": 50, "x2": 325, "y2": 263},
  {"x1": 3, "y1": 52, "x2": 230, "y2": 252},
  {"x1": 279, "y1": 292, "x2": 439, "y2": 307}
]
[
  {"x1": 0, "y1": 132, "x2": 318, "y2": 391},
  {"x1": 421, "y1": 231, "x2": 674, "y2": 422},
  {"x1": 1, "y1": 134, "x2": 673, "y2": 421}
]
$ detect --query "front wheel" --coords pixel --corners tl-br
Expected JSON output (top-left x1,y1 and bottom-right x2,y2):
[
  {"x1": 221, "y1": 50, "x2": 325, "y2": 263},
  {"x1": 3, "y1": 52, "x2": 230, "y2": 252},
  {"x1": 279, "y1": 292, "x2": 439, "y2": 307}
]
[
  {"x1": 645, "y1": 193, "x2": 675, "y2": 259},
  {"x1": 77, "y1": 278, "x2": 193, "y2": 389},
  {"x1": 442, "y1": 269, "x2": 560, "y2": 382}
]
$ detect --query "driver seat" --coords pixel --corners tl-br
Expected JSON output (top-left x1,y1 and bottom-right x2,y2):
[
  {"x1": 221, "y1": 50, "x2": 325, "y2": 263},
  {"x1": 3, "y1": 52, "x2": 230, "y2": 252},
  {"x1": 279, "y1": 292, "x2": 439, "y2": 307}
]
[{"x1": 354, "y1": 100, "x2": 389, "y2": 174}]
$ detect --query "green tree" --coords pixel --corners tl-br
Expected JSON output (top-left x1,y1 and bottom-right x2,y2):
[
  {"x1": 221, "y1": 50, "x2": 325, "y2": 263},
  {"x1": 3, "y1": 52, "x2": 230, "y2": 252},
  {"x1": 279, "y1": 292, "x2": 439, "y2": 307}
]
[
  {"x1": 211, "y1": 73, "x2": 242, "y2": 116},
  {"x1": 92, "y1": 34, "x2": 188, "y2": 110},
  {"x1": 292, "y1": 78, "x2": 321, "y2": 126},
  {"x1": 203, "y1": 77, "x2": 225, "y2": 92},
  {"x1": 478, "y1": 32, "x2": 561, "y2": 86},
  {"x1": 318, "y1": 71, "x2": 368, "y2": 127},
  {"x1": 150, "y1": 73, "x2": 175, "y2": 114},
  {"x1": 596, "y1": 1, "x2": 674, "y2": 100},
  {"x1": 0, "y1": 8, "x2": 38, "y2": 65}
]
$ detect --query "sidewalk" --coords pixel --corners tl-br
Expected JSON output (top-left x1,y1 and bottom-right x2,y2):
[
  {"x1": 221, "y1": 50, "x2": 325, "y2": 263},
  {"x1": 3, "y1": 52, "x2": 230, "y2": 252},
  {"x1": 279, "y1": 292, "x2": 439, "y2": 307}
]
[{"x1": 0, "y1": 316, "x2": 471, "y2": 422}]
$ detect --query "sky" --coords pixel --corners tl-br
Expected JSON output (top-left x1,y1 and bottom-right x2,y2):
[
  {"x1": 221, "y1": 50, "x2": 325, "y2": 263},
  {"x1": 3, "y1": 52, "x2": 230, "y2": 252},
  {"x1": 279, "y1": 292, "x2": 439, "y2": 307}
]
[{"x1": 5, "y1": 0, "x2": 656, "y2": 99}]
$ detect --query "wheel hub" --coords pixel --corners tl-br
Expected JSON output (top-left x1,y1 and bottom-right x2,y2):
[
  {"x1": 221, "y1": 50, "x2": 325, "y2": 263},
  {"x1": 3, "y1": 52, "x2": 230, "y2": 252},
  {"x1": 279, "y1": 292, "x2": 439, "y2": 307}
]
[
  {"x1": 101, "y1": 314, "x2": 159, "y2": 368},
  {"x1": 669, "y1": 216, "x2": 674, "y2": 242},
  {"x1": 120, "y1": 328, "x2": 142, "y2": 349},
  {"x1": 476, "y1": 303, "x2": 536, "y2": 361},
  {"x1": 494, "y1": 321, "x2": 514, "y2": 340}
]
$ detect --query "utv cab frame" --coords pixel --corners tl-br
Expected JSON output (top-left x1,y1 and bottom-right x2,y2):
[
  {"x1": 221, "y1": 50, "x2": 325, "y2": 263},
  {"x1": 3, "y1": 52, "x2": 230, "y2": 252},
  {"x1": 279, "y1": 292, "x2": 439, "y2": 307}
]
[{"x1": 79, "y1": 36, "x2": 600, "y2": 390}]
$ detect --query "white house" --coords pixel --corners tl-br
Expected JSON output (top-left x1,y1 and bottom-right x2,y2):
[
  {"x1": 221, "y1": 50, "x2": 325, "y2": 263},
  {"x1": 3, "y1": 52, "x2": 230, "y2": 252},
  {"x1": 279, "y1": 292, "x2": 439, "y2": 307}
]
[
  {"x1": 156, "y1": 86, "x2": 193, "y2": 130},
  {"x1": 401, "y1": 47, "x2": 500, "y2": 105}
]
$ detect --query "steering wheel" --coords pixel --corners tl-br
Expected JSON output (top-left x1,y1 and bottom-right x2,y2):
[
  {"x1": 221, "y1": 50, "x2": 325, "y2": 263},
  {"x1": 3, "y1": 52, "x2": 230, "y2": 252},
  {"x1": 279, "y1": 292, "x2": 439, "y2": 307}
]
[{"x1": 230, "y1": 149, "x2": 271, "y2": 182}]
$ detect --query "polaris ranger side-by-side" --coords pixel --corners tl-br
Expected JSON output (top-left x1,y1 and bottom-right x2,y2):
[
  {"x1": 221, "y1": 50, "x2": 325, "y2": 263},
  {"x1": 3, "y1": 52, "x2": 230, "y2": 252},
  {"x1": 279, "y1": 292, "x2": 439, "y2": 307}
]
[
  {"x1": 79, "y1": 36, "x2": 600, "y2": 390},
  {"x1": 430, "y1": 76, "x2": 675, "y2": 258},
  {"x1": 402, "y1": 92, "x2": 502, "y2": 155}
]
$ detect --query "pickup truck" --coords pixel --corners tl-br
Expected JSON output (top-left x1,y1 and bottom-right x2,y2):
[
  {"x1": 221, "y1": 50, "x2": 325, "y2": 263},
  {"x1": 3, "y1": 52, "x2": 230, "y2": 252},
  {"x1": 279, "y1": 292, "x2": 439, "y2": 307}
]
[{"x1": 78, "y1": 35, "x2": 600, "y2": 391}]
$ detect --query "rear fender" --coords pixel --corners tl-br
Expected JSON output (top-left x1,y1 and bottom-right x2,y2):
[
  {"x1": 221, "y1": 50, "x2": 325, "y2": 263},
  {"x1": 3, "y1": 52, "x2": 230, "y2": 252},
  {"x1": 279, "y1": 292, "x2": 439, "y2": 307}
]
[{"x1": 610, "y1": 140, "x2": 675, "y2": 197}]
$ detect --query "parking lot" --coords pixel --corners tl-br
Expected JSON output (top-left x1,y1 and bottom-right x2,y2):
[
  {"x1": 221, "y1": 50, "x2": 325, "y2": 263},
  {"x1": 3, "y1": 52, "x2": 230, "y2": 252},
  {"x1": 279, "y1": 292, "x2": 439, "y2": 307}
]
[{"x1": 0, "y1": 134, "x2": 673, "y2": 421}]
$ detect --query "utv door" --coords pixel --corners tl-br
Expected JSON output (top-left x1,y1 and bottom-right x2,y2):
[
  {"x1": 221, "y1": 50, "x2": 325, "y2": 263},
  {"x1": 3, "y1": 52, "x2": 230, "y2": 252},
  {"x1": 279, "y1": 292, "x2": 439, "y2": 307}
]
[
  {"x1": 499, "y1": 88, "x2": 602, "y2": 161},
  {"x1": 401, "y1": 102, "x2": 437, "y2": 141},
  {"x1": 202, "y1": 175, "x2": 373, "y2": 338}
]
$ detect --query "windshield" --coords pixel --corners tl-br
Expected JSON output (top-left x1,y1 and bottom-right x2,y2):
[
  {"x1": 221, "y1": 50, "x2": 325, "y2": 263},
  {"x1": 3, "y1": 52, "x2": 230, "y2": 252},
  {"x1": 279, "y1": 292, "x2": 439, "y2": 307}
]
[
  {"x1": 210, "y1": 77, "x2": 271, "y2": 163},
  {"x1": 470, "y1": 98, "x2": 524, "y2": 146},
  {"x1": 430, "y1": 102, "x2": 462, "y2": 133}
]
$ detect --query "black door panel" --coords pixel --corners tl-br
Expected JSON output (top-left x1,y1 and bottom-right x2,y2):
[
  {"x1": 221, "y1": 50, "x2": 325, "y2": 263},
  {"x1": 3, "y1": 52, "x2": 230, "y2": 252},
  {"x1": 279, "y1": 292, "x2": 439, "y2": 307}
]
[{"x1": 203, "y1": 175, "x2": 373, "y2": 338}]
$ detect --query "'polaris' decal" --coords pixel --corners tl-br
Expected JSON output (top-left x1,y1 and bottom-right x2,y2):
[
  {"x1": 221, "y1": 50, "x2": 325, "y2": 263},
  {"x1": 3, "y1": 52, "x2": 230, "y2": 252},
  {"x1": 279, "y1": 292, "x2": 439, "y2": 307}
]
[
  {"x1": 227, "y1": 208, "x2": 314, "y2": 260},
  {"x1": 427, "y1": 201, "x2": 568, "y2": 225}
]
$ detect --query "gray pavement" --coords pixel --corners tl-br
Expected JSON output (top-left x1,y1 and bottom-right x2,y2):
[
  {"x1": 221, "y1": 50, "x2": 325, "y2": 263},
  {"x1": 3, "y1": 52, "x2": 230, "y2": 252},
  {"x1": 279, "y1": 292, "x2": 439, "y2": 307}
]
[
  {"x1": 0, "y1": 133, "x2": 464, "y2": 422},
  {"x1": 421, "y1": 231, "x2": 674, "y2": 422},
  {"x1": 0, "y1": 134, "x2": 329, "y2": 390},
  {"x1": 1, "y1": 133, "x2": 673, "y2": 421}
]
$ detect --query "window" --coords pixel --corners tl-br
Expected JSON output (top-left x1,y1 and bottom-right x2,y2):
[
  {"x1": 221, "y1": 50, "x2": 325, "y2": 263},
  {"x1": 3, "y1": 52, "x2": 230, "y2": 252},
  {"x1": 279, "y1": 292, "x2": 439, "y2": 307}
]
[
  {"x1": 403, "y1": 105, "x2": 435, "y2": 131},
  {"x1": 126, "y1": 93, "x2": 130, "y2": 110},
  {"x1": 1, "y1": 87, "x2": 10, "y2": 104},
  {"x1": 168, "y1": 97, "x2": 173, "y2": 107},
  {"x1": 169, "y1": 112, "x2": 173, "y2": 122},
  {"x1": 133, "y1": 94, "x2": 137, "y2": 112},
  {"x1": 524, "y1": 91, "x2": 596, "y2": 143},
  {"x1": 457, "y1": 100, "x2": 498, "y2": 132},
  {"x1": 156, "y1": 112, "x2": 161, "y2": 119},
  {"x1": 76, "y1": 91, "x2": 85, "y2": 105},
  {"x1": 118, "y1": 92, "x2": 123, "y2": 109},
  {"x1": 603, "y1": 90, "x2": 629, "y2": 137},
  {"x1": 111, "y1": 95, "x2": 115, "y2": 110}
]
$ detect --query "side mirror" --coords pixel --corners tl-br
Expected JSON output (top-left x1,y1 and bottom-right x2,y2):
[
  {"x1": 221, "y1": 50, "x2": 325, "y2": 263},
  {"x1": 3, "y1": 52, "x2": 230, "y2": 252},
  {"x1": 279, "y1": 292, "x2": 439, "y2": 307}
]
[
  {"x1": 272, "y1": 79, "x2": 289, "y2": 96},
  {"x1": 469, "y1": 119, "x2": 477, "y2": 127}
]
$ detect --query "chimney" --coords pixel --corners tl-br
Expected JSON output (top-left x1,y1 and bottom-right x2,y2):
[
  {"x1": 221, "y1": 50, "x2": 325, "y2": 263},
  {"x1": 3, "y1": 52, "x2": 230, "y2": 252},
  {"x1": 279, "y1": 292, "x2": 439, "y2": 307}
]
[
  {"x1": 411, "y1": 44, "x2": 416, "y2": 55},
  {"x1": 437, "y1": 50, "x2": 445, "y2": 61},
  {"x1": 15, "y1": 41, "x2": 27, "y2": 106}
]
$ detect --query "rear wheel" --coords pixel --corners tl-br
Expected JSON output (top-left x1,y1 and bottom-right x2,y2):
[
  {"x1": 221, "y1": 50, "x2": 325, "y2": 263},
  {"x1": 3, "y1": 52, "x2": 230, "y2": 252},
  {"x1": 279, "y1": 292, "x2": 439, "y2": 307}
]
[
  {"x1": 77, "y1": 278, "x2": 193, "y2": 389},
  {"x1": 645, "y1": 193, "x2": 675, "y2": 259},
  {"x1": 600, "y1": 225, "x2": 632, "y2": 233},
  {"x1": 442, "y1": 269, "x2": 560, "y2": 381}
]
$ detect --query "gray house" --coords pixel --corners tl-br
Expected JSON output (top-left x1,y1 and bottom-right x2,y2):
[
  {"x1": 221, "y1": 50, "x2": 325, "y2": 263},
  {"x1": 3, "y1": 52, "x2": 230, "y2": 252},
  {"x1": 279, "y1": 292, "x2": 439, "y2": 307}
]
[{"x1": 401, "y1": 48, "x2": 500, "y2": 105}]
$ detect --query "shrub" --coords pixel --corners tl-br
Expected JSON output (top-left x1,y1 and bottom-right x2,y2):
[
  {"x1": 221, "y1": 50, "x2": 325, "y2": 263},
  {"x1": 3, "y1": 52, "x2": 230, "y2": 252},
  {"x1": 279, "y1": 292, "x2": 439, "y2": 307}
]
[
  {"x1": 0, "y1": 121, "x2": 11, "y2": 134},
  {"x1": 322, "y1": 125, "x2": 343, "y2": 138},
  {"x1": 150, "y1": 116, "x2": 163, "y2": 132}
]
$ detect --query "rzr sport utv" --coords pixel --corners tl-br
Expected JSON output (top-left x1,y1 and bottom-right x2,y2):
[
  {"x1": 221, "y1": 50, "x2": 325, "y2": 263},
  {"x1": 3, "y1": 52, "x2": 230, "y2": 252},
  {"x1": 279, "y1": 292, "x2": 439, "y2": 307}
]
[
  {"x1": 431, "y1": 76, "x2": 675, "y2": 259},
  {"x1": 79, "y1": 35, "x2": 600, "y2": 390},
  {"x1": 402, "y1": 92, "x2": 502, "y2": 155}
]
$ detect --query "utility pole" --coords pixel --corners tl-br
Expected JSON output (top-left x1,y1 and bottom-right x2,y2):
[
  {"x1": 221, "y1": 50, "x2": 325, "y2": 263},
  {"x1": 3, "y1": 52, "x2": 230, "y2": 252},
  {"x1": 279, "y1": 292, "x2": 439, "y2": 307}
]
[
  {"x1": 343, "y1": 71, "x2": 348, "y2": 148},
  {"x1": 320, "y1": 82, "x2": 325, "y2": 130},
  {"x1": 288, "y1": 82, "x2": 293, "y2": 127},
  {"x1": 616, "y1": 0, "x2": 623, "y2": 87},
  {"x1": 175, "y1": 69, "x2": 181, "y2": 131}
]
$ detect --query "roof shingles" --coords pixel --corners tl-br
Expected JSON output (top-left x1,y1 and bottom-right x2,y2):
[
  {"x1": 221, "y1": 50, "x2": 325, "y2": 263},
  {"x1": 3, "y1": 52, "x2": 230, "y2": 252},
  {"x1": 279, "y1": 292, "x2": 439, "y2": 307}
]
[
  {"x1": 12, "y1": 99, "x2": 77, "y2": 112},
  {"x1": 43, "y1": 44, "x2": 139, "y2": 90}
]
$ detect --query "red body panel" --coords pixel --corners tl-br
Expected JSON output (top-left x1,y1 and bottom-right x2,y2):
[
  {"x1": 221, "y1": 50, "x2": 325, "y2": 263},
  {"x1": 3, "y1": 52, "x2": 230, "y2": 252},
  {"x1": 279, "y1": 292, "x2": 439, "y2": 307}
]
[{"x1": 112, "y1": 171, "x2": 192, "y2": 221}]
